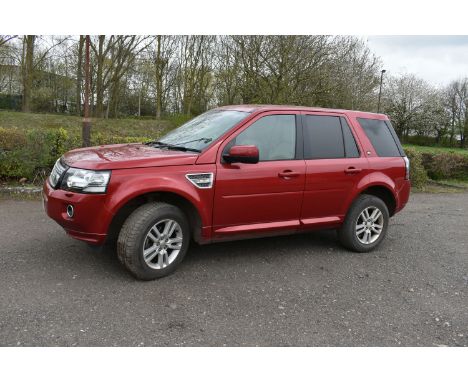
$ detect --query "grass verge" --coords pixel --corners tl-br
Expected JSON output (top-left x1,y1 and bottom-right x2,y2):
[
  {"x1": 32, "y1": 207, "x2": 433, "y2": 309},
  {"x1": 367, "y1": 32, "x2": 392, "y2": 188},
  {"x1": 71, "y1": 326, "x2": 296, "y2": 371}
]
[{"x1": 403, "y1": 144, "x2": 468, "y2": 157}]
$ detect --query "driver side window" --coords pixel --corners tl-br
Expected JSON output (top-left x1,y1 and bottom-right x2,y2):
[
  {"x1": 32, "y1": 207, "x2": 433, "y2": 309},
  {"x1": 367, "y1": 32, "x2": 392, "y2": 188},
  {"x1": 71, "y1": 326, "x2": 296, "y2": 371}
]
[{"x1": 231, "y1": 114, "x2": 296, "y2": 161}]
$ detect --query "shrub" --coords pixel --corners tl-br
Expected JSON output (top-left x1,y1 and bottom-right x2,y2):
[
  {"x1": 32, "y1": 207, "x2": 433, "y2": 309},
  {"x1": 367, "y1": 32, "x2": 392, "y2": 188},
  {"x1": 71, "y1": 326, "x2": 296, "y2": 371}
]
[
  {"x1": 422, "y1": 152, "x2": 468, "y2": 180},
  {"x1": 405, "y1": 148, "x2": 428, "y2": 189},
  {"x1": 0, "y1": 128, "x2": 76, "y2": 180},
  {"x1": 0, "y1": 128, "x2": 32, "y2": 178},
  {"x1": 0, "y1": 127, "x2": 154, "y2": 182},
  {"x1": 0, "y1": 128, "x2": 27, "y2": 151},
  {"x1": 0, "y1": 149, "x2": 33, "y2": 178},
  {"x1": 25, "y1": 128, "x2": 69, "y2": 170},
  {"x1": 90, "y1": 133, "x2": 151, "y2": 146}
]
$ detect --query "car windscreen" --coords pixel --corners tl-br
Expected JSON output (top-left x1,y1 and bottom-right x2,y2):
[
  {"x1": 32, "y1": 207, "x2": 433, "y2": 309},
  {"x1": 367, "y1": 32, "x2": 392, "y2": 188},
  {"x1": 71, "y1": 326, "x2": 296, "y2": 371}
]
[{"x1": 158, "y1": 110, "x2": 250, "y2": 152}]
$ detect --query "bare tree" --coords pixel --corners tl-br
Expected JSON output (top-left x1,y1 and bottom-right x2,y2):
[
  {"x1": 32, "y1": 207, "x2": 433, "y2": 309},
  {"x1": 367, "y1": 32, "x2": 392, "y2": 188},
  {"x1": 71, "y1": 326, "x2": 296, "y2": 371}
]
[
  {"x1": 446, "y1": 79, "x2": 468, "y2": 147},
  {"x1": 383, "y1": 74, "x2": 430, "y2": 140},
  {"x1": 76, "y1": 35, "x2": 84, "y2": 115},
  {"x1": 0, "y1": 35, "x2": 17, "y2": 48},
  {"x1": 90, "y1": 35, "x2": 152, "y2": 117}
]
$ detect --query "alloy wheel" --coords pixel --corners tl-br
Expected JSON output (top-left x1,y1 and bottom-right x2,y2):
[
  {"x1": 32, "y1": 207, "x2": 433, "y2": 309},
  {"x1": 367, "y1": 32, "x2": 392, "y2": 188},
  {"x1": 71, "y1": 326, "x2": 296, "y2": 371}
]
[
  {"x1": 355, "y1": 206, "x2": 384, "y2": 245},
  {"x1": 142, "y1": 219, "x2": 183, "y2": 269}
]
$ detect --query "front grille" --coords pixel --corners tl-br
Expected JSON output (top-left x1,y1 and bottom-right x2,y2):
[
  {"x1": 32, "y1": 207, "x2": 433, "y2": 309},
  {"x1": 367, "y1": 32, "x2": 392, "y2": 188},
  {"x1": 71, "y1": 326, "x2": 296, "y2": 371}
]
[{"x1": 48, "y1": 158, "x2": 68, "y2": 188}]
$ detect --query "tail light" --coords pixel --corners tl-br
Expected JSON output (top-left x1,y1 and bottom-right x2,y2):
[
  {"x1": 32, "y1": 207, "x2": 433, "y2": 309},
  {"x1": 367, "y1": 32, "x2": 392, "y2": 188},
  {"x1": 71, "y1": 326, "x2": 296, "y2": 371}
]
[{"x1": 403, "y1": 156, "x2": 410, "y2": 180}]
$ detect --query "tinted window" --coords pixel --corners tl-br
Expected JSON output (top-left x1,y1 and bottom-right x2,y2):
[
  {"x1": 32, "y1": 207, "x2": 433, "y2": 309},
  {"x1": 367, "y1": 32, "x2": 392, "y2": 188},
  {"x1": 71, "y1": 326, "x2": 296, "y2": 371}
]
[
  {"x1": 340, "y1": 117, "x2": 360, "y2": 158},
  {"x1": 357, "y1": 118, "x2": 402, "y2": 157},
  {"x1": 385, "y1": 120, "x2": 405, "y2": 156},
  {"x1": 233, "y1": 115, "x2": 296, "y2": 161},
  {"x1": 303, "y1": 115, "x2": 344, "y2": 159}
]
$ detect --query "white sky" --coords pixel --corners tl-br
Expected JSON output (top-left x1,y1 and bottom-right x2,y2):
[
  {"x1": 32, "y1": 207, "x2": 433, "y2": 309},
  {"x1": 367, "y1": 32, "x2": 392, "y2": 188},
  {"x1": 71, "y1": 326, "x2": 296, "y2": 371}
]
[{"x1": 365, "y1": 36, "x2": 468, "y2": 87}]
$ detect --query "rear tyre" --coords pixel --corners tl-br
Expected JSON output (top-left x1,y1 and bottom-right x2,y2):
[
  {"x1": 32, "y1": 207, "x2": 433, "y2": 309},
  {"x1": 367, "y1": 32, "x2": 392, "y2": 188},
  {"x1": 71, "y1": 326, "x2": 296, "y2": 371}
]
[
  {"x1": 117, "y1": 202, "x2": 190, "y2": 280},
  {"x1": 338, "y1": 194, "x2": 389, "y2": 252}
]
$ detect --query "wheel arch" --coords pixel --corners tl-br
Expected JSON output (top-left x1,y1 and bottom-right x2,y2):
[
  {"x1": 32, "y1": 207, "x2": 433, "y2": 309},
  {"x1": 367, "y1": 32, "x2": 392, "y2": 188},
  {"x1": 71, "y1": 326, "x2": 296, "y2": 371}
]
[
  {"x1": 106, "y1": 190, "x2": 204, "y2": 245},
  {"x1": 359, "y1": 184, "x2": 397, "y2": 216}
]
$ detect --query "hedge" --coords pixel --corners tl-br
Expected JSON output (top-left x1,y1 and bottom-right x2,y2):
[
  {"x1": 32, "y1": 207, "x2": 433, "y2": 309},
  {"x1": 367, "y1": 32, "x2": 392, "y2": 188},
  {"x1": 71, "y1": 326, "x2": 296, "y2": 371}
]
[
  {"x1": 404, "y1": 148, "x2": 429, "y2": 190},
  {"x1": 0, "y1": 127, "x2": 150, "y2": 181},
  {"x1": 421, "y1": 152, "x2": 468, "y2": 181},
  {"x1": 1, "y1": 127, "x2": 467, "y2": 188}
]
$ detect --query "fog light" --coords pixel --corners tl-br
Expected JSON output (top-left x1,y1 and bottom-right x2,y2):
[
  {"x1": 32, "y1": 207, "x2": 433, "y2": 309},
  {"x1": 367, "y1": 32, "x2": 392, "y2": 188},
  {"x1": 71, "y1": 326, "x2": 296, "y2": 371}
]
[{"x1": 66, "y1": 204, "x2": 74, "y2": 218}]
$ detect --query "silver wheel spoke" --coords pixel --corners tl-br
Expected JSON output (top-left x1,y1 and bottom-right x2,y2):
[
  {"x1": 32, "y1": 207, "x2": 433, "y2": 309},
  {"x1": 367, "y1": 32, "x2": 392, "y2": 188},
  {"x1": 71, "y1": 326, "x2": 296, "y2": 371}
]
[
  {"x1": 363, "y1": 208, "x2": 370, "y2": 220},
  {"x1": 143, "y1": 245, "x2": 158, "y2": 262},
  {"x1": 373, "y1": 210, "x2": 382, "y2": 221},
  {"x1": 167, "y1": 237, "x2": 182, "y2": 250},
  {"x1": 147, "y1": 231, "x2": 159, "y2": 242},
  {"x1": 363, "y1": 231, "x2": 369, "y2": 243},
  {"x1": 167, "y1": 221, "x2": 178, "y2": 237},
  {"x1": 149, "y1": 225, "x2": 162, "y2": 240},
  {"x1": 163, "y1": 220, "x2": 175, "y2": 236},
  {"x1": 356, "y1": 226, "x2": 366, "y2": 235},
  {"x1": 158, "y1": 251, "x2": 168, "y2": 268}
]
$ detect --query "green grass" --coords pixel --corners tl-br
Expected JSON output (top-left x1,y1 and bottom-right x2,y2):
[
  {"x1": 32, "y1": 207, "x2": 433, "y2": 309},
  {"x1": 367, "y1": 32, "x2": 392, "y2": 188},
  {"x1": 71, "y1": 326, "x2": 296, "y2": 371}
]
[
  {"x1": 403, "y1": 144, "x2": 468, "y2": 157},
  {"x1": 0, "y1": 110, "x2": 175, "y2": 139},
  {"x1": 432, "y1": 178, "x2": 468, "y2": 188}
]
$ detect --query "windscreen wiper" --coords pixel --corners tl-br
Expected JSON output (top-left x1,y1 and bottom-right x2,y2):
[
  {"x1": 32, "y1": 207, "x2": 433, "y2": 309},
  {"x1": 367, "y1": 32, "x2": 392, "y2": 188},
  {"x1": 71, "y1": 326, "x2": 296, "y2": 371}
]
[
  {"x1": 177, "y1": 137, "x2": 212, "y2": 145},
  {"x1": 145, "y1": 140, "x2": 201, "y2": 153}
]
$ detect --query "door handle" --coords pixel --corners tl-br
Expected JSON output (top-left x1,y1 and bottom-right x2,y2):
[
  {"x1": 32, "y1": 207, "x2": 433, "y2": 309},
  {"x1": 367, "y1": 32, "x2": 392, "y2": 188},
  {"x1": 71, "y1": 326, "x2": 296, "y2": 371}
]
[
  {"x1": 278, "y1": 170, "x2": 300, "y2": 179},
  {"x1": 344, "y1": 167, "x2": 362, "y2": 175}
]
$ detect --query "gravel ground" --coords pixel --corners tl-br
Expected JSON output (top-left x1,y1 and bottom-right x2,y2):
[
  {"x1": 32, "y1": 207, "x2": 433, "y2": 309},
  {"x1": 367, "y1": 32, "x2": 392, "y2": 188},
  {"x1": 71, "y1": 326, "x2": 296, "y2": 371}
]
[{"x1": 0, "y1": 192, "x2": 467, "y2": 346}]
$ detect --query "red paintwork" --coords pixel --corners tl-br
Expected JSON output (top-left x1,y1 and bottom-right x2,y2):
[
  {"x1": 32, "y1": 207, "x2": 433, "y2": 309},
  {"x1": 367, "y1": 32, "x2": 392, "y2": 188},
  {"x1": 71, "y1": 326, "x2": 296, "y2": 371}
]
[
  {"x1": 62, "y1": 143, "x2": 198, "y2": 170},
  {"x1": 43, "y1": 105, "x2": 411, "y2": 245},
  {"x1": 227, "y1": 145, "x2": 259, "y2": 159}
]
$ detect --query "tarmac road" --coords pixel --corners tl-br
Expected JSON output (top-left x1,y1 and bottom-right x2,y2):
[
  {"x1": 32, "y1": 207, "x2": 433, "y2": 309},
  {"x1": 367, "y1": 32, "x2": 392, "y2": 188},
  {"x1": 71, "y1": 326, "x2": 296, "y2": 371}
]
[{"x1": 0, "y1": 192, "x2": 467, "y2": 346}]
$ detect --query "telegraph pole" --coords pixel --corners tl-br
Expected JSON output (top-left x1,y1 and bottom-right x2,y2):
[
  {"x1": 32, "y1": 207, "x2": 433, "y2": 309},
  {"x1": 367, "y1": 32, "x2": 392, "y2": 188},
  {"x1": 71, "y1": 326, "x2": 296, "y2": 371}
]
[{"x1": 82, "y1": 35, "x2": 91, "y2": 147}]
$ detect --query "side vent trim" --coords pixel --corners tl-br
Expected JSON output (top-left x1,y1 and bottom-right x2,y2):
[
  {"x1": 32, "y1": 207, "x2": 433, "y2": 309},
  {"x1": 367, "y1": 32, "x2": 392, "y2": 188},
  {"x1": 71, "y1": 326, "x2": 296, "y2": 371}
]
[{"x1": 185, "y1": 173, "x2": 214, "y2": 189}]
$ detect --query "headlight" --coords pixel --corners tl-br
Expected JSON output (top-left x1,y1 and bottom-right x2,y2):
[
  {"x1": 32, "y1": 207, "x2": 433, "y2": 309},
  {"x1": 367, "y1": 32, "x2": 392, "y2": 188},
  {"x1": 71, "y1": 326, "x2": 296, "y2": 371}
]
[
  {"x1": 60, "y1": 168, "x2": 111, "y2": 193},
  {"x1": 49, "y1": 158, "x2": 68, "y2": 188}
]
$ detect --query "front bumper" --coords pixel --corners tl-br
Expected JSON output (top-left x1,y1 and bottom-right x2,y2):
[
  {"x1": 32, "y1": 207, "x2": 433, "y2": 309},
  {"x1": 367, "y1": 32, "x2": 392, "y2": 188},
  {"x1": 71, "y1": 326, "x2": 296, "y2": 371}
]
[{"x1": 42, "y1": 181, "x2": 110, "y2": 245}]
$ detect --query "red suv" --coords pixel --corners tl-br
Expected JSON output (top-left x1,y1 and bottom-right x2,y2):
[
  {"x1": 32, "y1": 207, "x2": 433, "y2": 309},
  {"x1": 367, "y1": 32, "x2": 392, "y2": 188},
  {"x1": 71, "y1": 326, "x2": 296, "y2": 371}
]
[{"x1": 43, "y1": 105, "x2": 410, "y2": 280}]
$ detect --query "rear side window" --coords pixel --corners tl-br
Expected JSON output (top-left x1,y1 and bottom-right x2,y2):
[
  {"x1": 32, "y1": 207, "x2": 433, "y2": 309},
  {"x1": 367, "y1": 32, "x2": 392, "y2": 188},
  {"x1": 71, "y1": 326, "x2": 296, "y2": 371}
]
[
  {"x1": 303, "y1": 115, "x2": 344, "y2": 159},
  {"x1": 357, "y1": 118, "x2": 402, "y2": 157}
]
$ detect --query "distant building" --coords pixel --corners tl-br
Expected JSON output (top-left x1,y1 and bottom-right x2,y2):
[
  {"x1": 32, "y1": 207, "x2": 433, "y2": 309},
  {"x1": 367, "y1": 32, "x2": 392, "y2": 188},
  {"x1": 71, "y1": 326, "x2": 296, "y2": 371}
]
[{"x1": 0, "y1": 64, "x2": 76, "y2": 112}]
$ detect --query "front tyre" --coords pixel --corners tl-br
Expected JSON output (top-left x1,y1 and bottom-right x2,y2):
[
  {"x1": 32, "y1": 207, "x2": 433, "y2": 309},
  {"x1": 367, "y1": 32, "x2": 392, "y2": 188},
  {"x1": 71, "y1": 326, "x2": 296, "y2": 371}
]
[
  {"x1": 117, "y1": 202, "x2": 190, "y2": 280},
  {"x1": 338, "y1": 195, "x2": 389, "y2": 252}
]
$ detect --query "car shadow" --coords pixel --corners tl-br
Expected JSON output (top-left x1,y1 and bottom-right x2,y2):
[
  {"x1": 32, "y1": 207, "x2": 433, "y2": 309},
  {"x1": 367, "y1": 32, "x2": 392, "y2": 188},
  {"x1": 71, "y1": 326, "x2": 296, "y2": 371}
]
[
  {"x1": 73, "y1": 229, "x2": 343, "y2": 280},
  {"x1": 184, "y1": 229, "x2": 343, "y2": 263}
]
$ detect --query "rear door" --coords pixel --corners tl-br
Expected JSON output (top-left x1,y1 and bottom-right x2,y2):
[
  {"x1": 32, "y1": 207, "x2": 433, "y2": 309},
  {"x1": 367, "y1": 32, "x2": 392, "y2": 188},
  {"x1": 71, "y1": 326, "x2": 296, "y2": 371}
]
[
  {"x1": 300, "y1": 113, "x2": 369, "y2": 226},
  {"x1": 212, "y1": 112, "x2": 306, "y2": 236}
]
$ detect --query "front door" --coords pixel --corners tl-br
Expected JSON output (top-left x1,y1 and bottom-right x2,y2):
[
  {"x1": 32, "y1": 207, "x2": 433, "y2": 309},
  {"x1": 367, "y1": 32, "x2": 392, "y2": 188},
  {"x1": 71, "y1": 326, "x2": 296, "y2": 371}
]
[{"x1": 212, "y1": 112, "x2": 306, "y2": 237}]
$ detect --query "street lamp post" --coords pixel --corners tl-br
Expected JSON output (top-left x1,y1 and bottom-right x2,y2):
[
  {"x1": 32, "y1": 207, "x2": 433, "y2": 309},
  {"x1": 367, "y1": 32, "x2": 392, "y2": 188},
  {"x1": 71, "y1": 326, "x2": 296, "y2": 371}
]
[{"x1": 377, "y1": 69, "x2": 386, "y2": 113}]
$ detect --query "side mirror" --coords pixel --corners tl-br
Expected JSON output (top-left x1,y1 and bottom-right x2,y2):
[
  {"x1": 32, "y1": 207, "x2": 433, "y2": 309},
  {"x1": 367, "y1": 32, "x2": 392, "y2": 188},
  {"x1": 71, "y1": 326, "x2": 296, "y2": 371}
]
[{"x1": 223, "y1": 145, "x2": 259, "y2": 164}]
